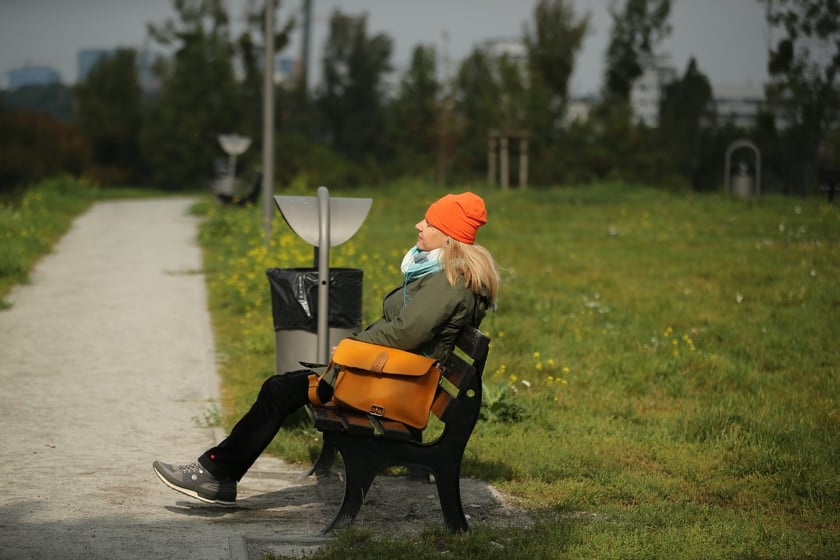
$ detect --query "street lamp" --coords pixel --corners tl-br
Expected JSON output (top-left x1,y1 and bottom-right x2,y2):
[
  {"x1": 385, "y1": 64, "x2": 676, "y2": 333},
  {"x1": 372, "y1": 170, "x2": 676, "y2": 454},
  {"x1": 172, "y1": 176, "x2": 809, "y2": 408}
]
[{"x1": 217, "y1": 134, "x2": 252, "y2": 196}]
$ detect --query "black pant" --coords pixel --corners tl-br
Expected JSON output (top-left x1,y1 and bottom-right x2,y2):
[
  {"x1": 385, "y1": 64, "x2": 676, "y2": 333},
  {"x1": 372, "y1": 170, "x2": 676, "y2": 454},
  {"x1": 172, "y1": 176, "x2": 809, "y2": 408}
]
[{"x1": 198, "y1": 370, "x2": 332, "y2": 482}]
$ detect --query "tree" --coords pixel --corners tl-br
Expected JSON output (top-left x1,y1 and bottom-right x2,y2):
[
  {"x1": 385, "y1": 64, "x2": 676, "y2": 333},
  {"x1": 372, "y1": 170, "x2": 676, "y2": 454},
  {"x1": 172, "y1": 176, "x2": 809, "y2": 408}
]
[
  {"x1": 522, "y1": 0, "x2": 590, "y2": 184},
  {"x1": 0, "y1": 84, "x2": 74, "y2": 122},
  {"x1": 316, "y1": 10, "x2": 393, "y2": 162},
  {"x1": 74, "y1": 48, "x2": 143, "y2": 185},
  {"x1": 387, "y1": 45, "x2": 440, "y2": 179},
  {"x1": 0, "y1": 110, "x2": 90, "y2": 194},
  {"x1": 658, "y1": 57, "x2": 716, "y2": 189},
  {"x1": 451, "y1": 48, "x2": 502, "y2": 180},
  {"x1": 760, "y1": 0, "x2": 840, "y2": 193},
  {"x1": 602, "y1": 0, "x2": 672, "y2": 103},
  {"x1": 524, "y1": 0, "x2": 590, "y2": 106},
  {"x1": 141, "y1": 0, "x2": 244, "y2": 189},
  {"x1": 234, "y1": 1, "x2": 295, "y2": 153}
]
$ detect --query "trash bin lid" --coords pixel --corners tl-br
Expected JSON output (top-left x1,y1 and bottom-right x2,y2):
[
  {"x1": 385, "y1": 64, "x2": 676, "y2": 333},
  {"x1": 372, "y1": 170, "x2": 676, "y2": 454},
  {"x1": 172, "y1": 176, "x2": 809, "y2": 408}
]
[{"x1": 274, "y1": 195, "x2": 372, "y2": 247}]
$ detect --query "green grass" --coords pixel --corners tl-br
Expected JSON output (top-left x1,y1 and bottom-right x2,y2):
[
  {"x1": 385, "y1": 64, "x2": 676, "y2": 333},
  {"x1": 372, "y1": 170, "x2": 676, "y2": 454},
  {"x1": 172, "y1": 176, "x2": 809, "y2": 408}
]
[
  {"x1": 0, "y1": 177, "x2": 99, "y2": 307},
  {"x1": 197, "y1": 181, "x2": 839, "y2": 559},
  {"x1": 8, "y1": 178, "x2": 836, "y2": 557},
  {"x1": 0, "y1": 178, "x2": 194, "y2": 308}
]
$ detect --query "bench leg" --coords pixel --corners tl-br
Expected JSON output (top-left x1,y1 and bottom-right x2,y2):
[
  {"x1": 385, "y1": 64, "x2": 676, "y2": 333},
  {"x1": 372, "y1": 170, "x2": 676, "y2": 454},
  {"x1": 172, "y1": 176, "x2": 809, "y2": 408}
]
[
  {"x1": 304, "y1": 441, "x2": 337, "y2": 478},
  {"x1": 321, "y1": 438, "x2": 380, "y2": 534},
  {"x1": 432, "y1": 462, "x2": 469, "y2": 533}
]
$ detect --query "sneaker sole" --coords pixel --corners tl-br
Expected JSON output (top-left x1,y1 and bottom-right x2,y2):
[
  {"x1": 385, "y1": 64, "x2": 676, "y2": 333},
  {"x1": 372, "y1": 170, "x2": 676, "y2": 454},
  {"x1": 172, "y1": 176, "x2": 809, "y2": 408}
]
[{"x1": 152, "y1": 464, "x2": 236, "y2": 506}]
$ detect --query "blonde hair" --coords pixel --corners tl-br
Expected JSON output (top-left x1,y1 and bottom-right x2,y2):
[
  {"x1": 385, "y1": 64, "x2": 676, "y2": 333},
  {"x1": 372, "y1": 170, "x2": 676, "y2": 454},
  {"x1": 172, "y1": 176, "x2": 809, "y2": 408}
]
[{"x1": 440, "y1": 240, "x2": 500, "y2": 305}]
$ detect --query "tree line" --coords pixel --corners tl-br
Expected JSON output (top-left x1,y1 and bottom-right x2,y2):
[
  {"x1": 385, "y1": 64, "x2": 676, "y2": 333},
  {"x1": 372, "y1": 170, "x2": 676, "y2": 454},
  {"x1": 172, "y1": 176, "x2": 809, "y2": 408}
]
[{"x1": 1, "y1": 0, "x2": 838, "y2": 198}]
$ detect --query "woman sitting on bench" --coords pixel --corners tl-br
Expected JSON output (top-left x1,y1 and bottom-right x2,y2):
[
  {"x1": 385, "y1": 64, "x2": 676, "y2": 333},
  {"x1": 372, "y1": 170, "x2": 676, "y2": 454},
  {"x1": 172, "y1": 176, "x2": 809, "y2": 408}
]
[{"x1": 153, "y1": 192, "x2": 501, "y2": 506}]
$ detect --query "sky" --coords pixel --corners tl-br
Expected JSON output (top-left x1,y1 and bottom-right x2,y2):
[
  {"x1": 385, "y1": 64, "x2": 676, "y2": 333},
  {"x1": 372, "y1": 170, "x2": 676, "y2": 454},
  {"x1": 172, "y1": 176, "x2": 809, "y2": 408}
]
[{"x1": 0, "y1": 0, "x2": 771, "y2": 96}]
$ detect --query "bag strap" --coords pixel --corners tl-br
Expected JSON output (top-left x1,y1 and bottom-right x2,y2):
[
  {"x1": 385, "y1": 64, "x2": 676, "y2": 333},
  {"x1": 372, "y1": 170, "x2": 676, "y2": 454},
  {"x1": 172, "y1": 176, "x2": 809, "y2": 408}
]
[
  {"x1": 307, "y1": 373, "x2": 323, "y2": 406},
  {"x1": 307, "y1": 365, "x2": 341, "y2": 406}
]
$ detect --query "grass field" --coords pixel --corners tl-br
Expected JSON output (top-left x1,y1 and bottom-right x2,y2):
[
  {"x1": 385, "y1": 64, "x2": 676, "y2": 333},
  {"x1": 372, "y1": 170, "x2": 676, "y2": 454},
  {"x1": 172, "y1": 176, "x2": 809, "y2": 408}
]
[
  {"x1": 0, "y1": 177, "x2": 98, "y2": 308},
  {"x1": 4, "y1": 178, "x2": 838, "y2": 558},
  {"x1": 196, "y1": 182, "x2": 839, "y2": 559},
  {"x1": 0, "y1": 178, "x2": 174, "y2": 308}
]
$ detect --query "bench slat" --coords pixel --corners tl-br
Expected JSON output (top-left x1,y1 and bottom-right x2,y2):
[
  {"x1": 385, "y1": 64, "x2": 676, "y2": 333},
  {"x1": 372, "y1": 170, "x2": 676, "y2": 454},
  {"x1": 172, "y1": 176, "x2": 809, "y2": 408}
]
[
  {"x1": 310, "y1": 405, "x2": 345, "y2": 431},
  {"x1": 373, "y1": 417, "x2": 413, "y2": 440},
  {"x1": 431, "y1": 389, "x2": 455, "y2": 421},
  {"x1": 442, "y1": 358, "x2": 474, "y2": 392},
  {"x1": 342, "y1": 413, "x2": 376, "y2": 436}
]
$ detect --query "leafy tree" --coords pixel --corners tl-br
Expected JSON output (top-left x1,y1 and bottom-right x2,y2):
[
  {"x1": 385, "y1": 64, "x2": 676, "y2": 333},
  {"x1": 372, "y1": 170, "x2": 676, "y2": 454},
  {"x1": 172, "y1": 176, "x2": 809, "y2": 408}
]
[
  {"x1": 495, "y1": 52, "x2": 529, "y2": 133},
  {"x1": 386, "y1": 45, "x2": 440, "y2": 180},
  {"x1": 658, "y1": 57, "x2": 716, "y2": 189},
  {"x1": 234, "y1": 1, "x2": 295, "y2": 160},
  {"x1": 760, "y1": 0, "x2": 840, "y2": 193},
  {"x1": 0, "y1": 84, "x2": 74, "y2": 121},
  {"x1": 74, "y1": 48, "x2": 143, "y2": 185},
  {"x1": 451, "y1": 48, "x2": 502, "y2": 181},
  {"x1": 522, "y1": 0, "x2": 590, "y2": 185},
  {"x1": 141, "y1": 0, "x2": 243, "y2": 189},
  {"x1": 0, "y1": 110, "x2": 90, "y2": 195},
  {"x1": 316, "y1": 10, "x2": 393, "y2": 163},
  {"x1": 524, "y1": 0, "x2": 590, "y2": 107},
  {"x1": 602, "y1": 0, "x2": 672, "y2": 103}
]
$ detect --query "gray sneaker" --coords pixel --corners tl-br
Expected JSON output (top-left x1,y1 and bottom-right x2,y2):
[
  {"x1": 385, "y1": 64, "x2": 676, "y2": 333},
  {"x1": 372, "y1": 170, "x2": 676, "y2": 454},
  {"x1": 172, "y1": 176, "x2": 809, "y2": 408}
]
[{"x1": 152, "y1": 461, "x2": 236, "y2": 505}]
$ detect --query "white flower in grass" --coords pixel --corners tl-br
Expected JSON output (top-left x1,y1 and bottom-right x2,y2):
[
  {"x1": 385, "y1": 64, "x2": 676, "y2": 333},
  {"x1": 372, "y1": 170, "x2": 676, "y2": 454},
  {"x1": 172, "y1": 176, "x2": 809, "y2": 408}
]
[{"x1": 736, "y1": 293, "x2": 744, "y2": 304}]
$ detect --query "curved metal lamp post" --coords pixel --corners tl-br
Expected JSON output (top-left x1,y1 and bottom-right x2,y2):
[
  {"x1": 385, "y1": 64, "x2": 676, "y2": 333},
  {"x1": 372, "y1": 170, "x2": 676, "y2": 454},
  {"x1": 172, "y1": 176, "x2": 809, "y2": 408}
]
[
  {"x1": 218, "y1": 134, "x2": 252, "y2": 195},
  {"x1": 274, "y1": 187, "x2": 372, "y2": 363}
]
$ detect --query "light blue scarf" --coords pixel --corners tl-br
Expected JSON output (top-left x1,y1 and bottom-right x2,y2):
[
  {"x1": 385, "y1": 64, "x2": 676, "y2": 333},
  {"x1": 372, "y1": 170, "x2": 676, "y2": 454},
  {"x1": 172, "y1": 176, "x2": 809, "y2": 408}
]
[
  {"x1": 401, "y1": 246, "x2": 443, "y2": 282},
  {"x1": 400, "y1": 246, "x2": 443, "y2": 304}
]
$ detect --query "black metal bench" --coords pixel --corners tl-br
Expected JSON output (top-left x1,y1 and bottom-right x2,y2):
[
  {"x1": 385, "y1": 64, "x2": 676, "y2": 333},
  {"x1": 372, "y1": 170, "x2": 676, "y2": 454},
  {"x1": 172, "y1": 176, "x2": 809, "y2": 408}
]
[
  {"x1": 305, "y1": 326, "x2": 491, "y2": 534},
  {"x1": 818, "y1": 168, "x2": 839, "y2": 203},
  {"x1": 215, "y1": 170, "x2": 262, "y2": 206}
]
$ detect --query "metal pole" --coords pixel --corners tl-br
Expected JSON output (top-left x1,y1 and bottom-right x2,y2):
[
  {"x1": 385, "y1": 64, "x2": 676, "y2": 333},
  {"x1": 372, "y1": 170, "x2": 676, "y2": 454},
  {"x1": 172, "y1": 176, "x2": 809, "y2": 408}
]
[
  {"x1": 301, "y1": 0, "x2": 312, "y2": 91},
  {"x1": 227, "y1": 153, "x2": 237, "y2": 194},
  {"x1": 316, "y1": 186, "x2": 331, "y2": 364},
  {"x1": 262, "y1": 0, "x2": 275, "y2": 244}
]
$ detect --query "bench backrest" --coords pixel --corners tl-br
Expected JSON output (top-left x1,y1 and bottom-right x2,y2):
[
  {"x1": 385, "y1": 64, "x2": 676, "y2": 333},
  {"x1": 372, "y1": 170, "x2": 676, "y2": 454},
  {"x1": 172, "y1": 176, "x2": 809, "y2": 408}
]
[{"x1": 430, "y1": 325, "x2": 490, "y2": 425}]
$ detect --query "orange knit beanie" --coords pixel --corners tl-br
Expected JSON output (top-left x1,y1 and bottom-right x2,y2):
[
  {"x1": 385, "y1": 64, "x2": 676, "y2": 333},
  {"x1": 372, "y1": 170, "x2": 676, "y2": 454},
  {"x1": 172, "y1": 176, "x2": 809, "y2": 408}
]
[{"x1": 425, "y1": 192, "x2": 487, "y2": 244}]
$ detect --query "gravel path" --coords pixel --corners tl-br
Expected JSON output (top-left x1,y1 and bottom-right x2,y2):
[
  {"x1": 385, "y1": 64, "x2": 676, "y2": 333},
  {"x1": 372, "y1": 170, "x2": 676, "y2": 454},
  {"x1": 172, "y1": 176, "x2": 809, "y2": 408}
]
[{"x1": 0, "y1": 198, "x2": 526, "y2": 560}]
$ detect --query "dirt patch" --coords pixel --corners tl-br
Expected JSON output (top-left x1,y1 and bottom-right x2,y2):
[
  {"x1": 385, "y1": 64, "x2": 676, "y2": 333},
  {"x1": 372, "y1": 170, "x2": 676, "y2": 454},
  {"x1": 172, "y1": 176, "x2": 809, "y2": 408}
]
[{"x1": 212, "y1": 453, "x2": 531, "y2": 558}]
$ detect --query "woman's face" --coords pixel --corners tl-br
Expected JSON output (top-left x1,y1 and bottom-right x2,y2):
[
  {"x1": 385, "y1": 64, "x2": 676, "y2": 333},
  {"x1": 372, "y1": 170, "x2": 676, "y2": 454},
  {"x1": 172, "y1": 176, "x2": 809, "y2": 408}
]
[{"x1": 415, "y1": 219, "x2": 448, "y2": 251}]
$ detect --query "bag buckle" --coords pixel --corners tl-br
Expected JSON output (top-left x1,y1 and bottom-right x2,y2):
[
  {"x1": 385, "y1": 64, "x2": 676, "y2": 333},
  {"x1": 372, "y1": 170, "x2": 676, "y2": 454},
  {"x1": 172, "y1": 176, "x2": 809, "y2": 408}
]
[{"x1": 369, "y1": 404, "x2": 385, "y2": 417}]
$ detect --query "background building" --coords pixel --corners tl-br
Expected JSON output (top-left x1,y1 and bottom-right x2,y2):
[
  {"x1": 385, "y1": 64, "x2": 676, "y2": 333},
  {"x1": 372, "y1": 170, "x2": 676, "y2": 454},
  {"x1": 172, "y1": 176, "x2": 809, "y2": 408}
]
[
  {"x1": 3, "y1": 65, "x2": 61, "y2": 89},
  {"x1": 713, "y1": 81, "x2": 766, "y2": 128},
  {"x1": 630, "y1": 54, "x2": 677, "y2": 127}
]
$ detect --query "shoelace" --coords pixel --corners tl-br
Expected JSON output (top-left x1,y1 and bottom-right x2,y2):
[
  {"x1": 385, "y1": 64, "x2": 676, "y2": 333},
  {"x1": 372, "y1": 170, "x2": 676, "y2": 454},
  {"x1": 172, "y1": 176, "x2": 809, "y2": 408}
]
[{"x1": 178, "y1": 462, "x2": 205, "y2": 475}]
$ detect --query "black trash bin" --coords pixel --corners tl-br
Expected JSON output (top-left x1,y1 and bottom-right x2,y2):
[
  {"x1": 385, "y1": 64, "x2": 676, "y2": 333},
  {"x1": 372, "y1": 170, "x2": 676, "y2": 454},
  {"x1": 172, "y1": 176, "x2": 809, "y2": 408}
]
[{"x1": 266, "y1": 267, "x2": 363, "y2": 374}]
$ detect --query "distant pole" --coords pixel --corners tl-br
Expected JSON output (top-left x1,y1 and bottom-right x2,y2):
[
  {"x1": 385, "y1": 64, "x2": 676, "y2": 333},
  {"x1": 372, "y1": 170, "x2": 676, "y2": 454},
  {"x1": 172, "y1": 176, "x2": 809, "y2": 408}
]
[
  {"x1": 437, "y1": 30, "x2": 452, "y2": 187},
  {"x1": 487, "y1": 131, "x2": 497, "y2": 187},
  {"x1": 500, "y1": 136, "x2": 509, "y2": 190},
  {"x1": 519, "y1": 135, "x2": 529, "y2": 190},
  {"x1": 262, "y1": 0, "x2": 275, "y2": 244},
  {"x1": 300, "y1": 0, "x2": 312, "y2": 90}
]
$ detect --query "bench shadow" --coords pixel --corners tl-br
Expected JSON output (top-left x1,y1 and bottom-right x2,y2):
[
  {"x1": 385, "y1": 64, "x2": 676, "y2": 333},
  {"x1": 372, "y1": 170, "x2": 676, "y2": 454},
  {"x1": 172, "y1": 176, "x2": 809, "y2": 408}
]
[{"x1": 160, "y1": 465, "x2": 530, "y2": 534}]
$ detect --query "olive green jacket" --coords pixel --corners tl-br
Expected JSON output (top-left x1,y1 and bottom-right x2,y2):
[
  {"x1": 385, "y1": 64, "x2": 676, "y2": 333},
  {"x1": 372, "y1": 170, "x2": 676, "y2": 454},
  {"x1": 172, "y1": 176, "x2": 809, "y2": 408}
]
[{"x1": 351, "y1": 271, "x2": 489, "y2": 364}]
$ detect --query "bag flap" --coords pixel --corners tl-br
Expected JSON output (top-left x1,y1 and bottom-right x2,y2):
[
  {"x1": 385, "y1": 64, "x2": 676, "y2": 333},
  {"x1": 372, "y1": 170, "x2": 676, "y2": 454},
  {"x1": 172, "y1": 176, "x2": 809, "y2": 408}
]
[{"x1": 332, "y1": 339, "x2": 436, "y2": 376}]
